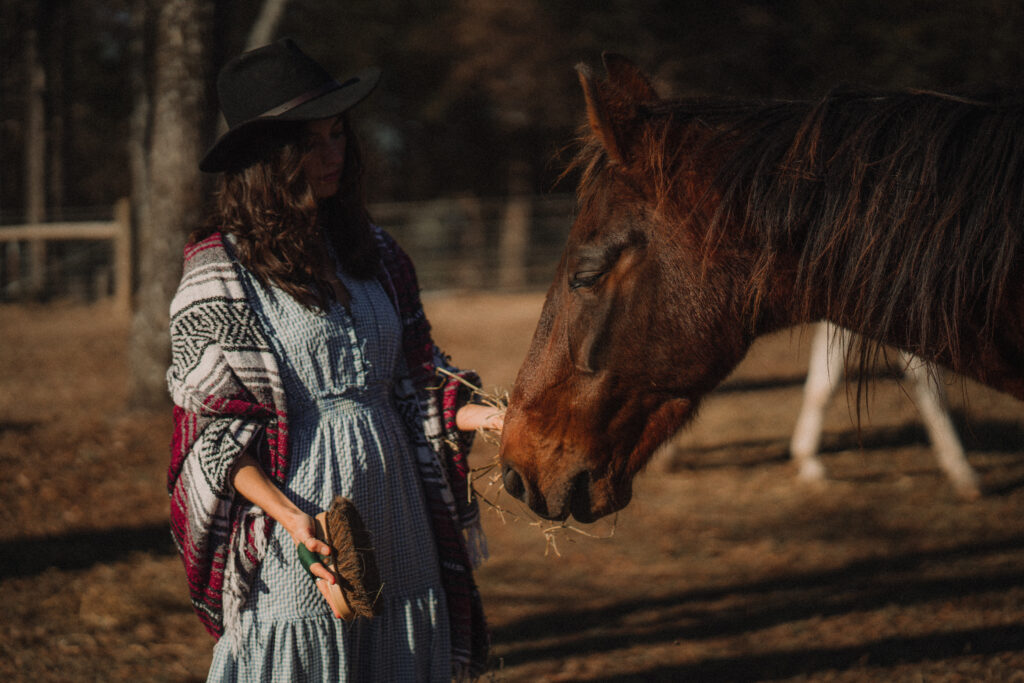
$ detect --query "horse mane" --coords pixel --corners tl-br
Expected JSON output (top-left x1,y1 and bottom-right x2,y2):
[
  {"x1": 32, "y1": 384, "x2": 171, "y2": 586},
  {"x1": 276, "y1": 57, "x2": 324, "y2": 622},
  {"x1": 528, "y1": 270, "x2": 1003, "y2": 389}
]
[{"x1": 571, "y1": 86, "x2": 1024, "y2": 374}]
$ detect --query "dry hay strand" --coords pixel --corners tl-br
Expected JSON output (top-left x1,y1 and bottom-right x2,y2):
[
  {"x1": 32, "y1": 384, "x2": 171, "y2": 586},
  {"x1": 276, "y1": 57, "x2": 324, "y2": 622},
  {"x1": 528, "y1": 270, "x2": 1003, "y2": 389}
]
[
  {"x1": 316, "y1": 496, "x2": 383, "y2": 619},
  {"x1": 435, "y1": 368, "x2": 617, "y2": 556}
]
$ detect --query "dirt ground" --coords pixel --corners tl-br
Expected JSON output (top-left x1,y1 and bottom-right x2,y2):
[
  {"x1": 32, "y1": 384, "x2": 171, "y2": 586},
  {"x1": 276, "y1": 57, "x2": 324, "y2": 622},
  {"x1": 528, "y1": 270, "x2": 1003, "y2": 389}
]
[{"x1": 1, "y1": 294, "x2": 1023, "y2": 682}]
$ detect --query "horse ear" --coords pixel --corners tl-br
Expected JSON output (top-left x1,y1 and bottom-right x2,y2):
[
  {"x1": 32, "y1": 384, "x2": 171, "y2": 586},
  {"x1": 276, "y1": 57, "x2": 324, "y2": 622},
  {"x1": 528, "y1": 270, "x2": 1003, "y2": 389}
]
[
  {"x1": 576, "y1": 55, "x2": 659, "y2": 165},
  {"x1": 577, "y1": 62, "x2": 626, "y2": 163},
  {"x1": 602, "y1": 53, "x2": 658, "y2": 103}
]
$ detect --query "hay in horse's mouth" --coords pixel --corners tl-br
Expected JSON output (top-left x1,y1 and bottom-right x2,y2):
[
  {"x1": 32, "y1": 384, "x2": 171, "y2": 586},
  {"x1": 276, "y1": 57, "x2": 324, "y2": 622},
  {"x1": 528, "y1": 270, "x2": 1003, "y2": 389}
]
[{"x1": 439, "y1": 368, "x2": 621, "y2": 549}]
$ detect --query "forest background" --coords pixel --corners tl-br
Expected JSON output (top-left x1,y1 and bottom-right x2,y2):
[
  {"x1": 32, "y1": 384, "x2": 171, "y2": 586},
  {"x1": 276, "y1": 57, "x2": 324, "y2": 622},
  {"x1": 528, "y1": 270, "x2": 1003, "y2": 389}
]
[
  {"x1": 6, "y1": 1, "x2": 1024, "y2": 210},
  {"x1": 5, "y1": 0, "x2": 1024, "y2": 402}
]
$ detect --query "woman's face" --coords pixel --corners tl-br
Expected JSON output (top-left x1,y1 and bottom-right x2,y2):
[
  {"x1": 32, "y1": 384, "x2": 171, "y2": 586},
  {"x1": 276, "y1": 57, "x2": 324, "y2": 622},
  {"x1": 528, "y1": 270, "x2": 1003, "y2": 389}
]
[{"x1": 302, "y1": 116, "x2": 346, "y2": 199}]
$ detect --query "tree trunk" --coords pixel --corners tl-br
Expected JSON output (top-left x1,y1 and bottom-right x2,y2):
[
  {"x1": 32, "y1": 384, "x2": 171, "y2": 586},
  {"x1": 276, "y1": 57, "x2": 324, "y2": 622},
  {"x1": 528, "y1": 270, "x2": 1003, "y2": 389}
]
[
  {"x1": 45, "y1": 1, "x2": 69, "y2": 294},
  {"x1": 128, "y1": 1, "x2": 153, "y2": 297},
  {"x1": 130, "y1": 0, "x2": 211, "y2": 407},
  {"x1": 498, "y1": 157, "x2": 531, "y2": 290},
  {"x1": 46, "y1": 1, "x2": 68, "y2": 218},
  {"x1": 24, "y1": 27, "x2": 46, "y2": 298},
  {"x1": 245, "y1": 0, "x2": 289, "y2": 50}
]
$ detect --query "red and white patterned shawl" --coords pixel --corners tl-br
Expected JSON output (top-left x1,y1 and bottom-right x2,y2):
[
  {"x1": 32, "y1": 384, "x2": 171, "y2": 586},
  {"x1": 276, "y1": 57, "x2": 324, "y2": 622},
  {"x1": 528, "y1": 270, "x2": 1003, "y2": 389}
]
[{"x1": 166, "y1": 227, "x2": 488, "y2": 676}]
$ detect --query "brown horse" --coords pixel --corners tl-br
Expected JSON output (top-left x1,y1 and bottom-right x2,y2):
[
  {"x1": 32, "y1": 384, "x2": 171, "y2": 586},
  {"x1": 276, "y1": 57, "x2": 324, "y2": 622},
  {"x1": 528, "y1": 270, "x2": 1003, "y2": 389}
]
[{"x1": 498, "y1": 54, "x2": 1024, "y2": 523}]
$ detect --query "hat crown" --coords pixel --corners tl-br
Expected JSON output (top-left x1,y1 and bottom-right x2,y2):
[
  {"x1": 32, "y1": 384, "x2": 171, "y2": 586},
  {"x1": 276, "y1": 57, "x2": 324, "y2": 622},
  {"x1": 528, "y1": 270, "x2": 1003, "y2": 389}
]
[
  {"x1": 200, "y1": 38, "x2": 380, "y2": 172},
  {"x1": 217, "y1": 38, "x2": 335, "y2": 127}
]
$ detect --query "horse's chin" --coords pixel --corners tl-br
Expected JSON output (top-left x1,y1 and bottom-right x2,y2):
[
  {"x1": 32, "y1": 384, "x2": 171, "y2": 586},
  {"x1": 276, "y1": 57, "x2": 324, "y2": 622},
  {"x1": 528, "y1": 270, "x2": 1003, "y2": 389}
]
[{"x1": 570, "y1": 486, "x2": 631, "y2": 523}]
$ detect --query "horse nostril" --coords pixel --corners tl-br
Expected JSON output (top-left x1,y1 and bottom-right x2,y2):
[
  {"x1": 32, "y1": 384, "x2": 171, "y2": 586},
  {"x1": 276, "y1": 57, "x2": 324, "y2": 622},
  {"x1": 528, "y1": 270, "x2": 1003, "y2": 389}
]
[{"x1": 502, "y1": 463, "x2": 526, "y2": 499}]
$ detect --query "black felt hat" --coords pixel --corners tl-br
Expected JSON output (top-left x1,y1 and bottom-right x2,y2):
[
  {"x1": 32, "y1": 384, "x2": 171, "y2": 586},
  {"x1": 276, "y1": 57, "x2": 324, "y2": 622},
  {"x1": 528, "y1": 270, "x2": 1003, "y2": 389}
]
[{"x1": 200, "y1": 38, "x2": 380, "y2": 173}]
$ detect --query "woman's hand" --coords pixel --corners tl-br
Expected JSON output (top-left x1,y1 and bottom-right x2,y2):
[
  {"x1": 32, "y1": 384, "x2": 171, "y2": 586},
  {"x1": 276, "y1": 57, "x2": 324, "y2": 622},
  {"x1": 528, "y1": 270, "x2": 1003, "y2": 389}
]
[
  {"x1": 283, "y1": 509, "x2": 334, "y2": 576},
  {"x1": 229, "y1": 454, "x2": 345, "y2": 618},
  {"x1": 456, "y1": 403, "x2": 505, "y2": 434},
  {"x1": 284, "y1": 510, "x2": 348, "y2": 619}
]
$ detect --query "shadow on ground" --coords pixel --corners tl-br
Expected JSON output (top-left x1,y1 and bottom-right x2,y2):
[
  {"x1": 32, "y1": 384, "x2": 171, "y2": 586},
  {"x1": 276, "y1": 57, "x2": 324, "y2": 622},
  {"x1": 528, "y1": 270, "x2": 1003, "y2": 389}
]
[
  {"x1": 492, "y1": 535, "x2": 1024, "y2": 679},
  {"x1": 0, "y1": 523, "x2": 176, "y2": 579}
]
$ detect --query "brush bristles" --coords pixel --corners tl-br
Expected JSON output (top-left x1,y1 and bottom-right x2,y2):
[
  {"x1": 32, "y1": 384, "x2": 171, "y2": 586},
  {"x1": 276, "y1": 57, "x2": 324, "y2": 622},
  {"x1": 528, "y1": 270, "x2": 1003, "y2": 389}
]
[{"x1": 323, "y1": 496, "x2": 382, "y2": 618}]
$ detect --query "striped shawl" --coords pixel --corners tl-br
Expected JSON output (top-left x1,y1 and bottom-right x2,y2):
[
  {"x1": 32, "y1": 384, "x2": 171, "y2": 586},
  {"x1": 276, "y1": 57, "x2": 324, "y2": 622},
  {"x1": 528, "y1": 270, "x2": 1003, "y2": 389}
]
[{"x1": 166, "y1": 227, "x2": 488, "y2": 676}]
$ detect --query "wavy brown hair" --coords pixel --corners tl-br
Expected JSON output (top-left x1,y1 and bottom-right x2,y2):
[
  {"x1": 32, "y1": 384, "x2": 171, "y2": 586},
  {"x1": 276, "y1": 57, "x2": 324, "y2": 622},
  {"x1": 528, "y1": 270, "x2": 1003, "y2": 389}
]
[{"x1": 192, "y1": 115, "x2": 379, "y2": 310}]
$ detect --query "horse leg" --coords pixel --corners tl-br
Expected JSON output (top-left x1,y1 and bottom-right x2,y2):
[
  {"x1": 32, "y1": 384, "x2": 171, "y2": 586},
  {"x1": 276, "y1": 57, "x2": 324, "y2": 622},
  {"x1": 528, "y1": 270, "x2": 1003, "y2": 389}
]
[
  {"x1": 790, "y1": 322, "x2": 849, "y2": 482},
  {"x1": 899, "y1": 351, "x2": 981, "y2": 500}
]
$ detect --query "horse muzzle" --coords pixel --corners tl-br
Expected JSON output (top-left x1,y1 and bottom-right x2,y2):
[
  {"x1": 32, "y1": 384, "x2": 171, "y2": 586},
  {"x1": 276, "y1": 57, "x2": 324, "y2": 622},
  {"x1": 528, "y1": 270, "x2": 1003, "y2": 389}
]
[{"x1": 501, "y1": 463, "x2": 624, "y2": 523}]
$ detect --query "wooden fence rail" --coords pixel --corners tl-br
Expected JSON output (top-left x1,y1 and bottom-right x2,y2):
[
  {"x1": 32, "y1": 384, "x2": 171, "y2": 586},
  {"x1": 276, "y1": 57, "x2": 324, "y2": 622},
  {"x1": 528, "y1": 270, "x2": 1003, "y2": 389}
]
[
  {"x1": 373, "y1": 193, "x2": 575, "y2": 291},
  {"x1": 0, "y1": 198, "x2": 132, "y2": 314},
  {"x1": 0, "y1": 193, "x2": 575, "y2": 308}
]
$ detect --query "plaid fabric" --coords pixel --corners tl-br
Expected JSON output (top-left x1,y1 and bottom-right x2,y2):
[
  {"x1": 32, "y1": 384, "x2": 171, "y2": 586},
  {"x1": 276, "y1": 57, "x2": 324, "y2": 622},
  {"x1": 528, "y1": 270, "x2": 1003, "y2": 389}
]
[{"x1": 167, "y1": 227, "x2": 489, "y2": 676}]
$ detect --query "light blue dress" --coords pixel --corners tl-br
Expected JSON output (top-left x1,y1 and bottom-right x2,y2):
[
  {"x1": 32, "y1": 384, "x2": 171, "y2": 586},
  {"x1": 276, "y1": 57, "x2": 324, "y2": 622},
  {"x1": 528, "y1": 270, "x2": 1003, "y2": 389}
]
[{"x1": 207, "y1": 265, "x2": 451, "y2": 682}]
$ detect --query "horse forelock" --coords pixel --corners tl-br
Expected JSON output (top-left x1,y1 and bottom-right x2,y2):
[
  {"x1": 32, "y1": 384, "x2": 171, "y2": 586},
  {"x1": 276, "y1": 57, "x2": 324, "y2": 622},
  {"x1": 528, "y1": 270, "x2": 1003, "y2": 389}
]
[{"x1": 568, "y1": 86, "x2": 1024, "y2": 377}]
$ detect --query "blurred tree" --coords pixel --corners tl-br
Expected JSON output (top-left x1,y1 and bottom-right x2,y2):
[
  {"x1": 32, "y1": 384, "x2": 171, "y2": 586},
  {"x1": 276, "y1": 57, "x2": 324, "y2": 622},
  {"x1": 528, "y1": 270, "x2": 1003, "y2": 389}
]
[
  {"x1": 2, "y1": 0, "x2": 1024, "y2": 224},
  {"x1": 44, "y1": 0, "x2": 70, "y2": 218},
  {"x1": 432, "y1": 1, "x2": 576, "y2": 185},
  {"x1": 24, "y1": 21, "x2": 45, "y2": 295},
  {"x1": 128, "y1": 0, "x2": 288, "y2": 405},
  {"x1": 271, "y1": 0, "x2": 464, "y2": 199},
  {"x1": 245, "y1": 0, "x2": 290, "y2": 50},
  {"x1": 433, "y1": 1, "x2": 569, "y2": 285},
  {"x1": 129, "y1": 0, "x2": 211, "y2": 406}
]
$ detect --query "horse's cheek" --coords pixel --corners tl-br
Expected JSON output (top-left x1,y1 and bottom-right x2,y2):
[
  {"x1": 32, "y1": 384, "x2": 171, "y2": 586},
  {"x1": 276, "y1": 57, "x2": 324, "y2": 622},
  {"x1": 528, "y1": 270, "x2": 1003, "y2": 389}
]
[
  {"x1": 510, "y1": 289, "x2": 571, "y2": 403},
  {"x1": 568, "y1": 292, "x2": 615, "y2": 373}
]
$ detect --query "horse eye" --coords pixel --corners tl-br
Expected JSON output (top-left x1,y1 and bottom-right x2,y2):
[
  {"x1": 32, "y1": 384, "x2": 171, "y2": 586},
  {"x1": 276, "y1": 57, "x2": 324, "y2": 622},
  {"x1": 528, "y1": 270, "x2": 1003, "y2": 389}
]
[{"x1": 569, "y1": 270, "x2": 605, "y2": 290}]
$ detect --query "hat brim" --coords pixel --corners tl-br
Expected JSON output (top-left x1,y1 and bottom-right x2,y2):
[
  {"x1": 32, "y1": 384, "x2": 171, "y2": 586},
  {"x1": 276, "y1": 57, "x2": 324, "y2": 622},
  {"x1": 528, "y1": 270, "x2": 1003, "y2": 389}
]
[{"x1": 199, "y1": 66, "x2": 381, "y2": 173}]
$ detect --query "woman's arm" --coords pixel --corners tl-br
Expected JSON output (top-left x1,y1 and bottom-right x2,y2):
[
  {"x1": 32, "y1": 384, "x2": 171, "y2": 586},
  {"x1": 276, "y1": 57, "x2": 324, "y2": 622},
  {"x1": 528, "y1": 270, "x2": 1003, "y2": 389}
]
[
  {"x1": 455, "y1": 403, "x2": 505, "y2": 433},
  {"x1": 230, "y1": 453, "x2": 347, "y2": 617}
]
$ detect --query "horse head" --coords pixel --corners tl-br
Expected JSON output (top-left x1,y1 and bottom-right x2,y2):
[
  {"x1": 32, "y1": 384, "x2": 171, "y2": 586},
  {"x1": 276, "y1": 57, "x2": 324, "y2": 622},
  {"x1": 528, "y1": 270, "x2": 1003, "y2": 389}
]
[
  {"x1": 498, "y1": 55, "x2": 758, "y2": 522},
  {"x1": 500, "y1": 55, "x2": 1024, "y2": 523}
]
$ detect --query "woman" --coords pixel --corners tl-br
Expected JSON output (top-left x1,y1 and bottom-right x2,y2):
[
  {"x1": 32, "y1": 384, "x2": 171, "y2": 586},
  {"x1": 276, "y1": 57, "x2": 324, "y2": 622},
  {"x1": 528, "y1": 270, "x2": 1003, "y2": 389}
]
[{"x1": 166, "y1": 38, "x2": 499, "y2": 681}]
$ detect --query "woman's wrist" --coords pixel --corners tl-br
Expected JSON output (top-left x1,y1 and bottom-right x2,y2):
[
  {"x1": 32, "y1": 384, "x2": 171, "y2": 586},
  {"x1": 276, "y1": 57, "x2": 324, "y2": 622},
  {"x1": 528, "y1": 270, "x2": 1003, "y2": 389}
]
[
  {"x1": 231, "y1": 453, "x2": 315, "y2": 543},
  {"x1": 280, "y1": 508, "x2": 315, "y2": 544}
]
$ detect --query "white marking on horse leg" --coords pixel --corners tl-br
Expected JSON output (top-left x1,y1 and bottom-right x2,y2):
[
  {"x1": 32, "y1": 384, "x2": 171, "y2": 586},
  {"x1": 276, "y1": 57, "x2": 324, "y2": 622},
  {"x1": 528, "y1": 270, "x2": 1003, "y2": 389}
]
[
  {"x1": 791, "y1": 323, "x2": 848, "y2": 482},
  {"x1": 900, "y1": 351, "x2": 980, "y2": 500}
]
